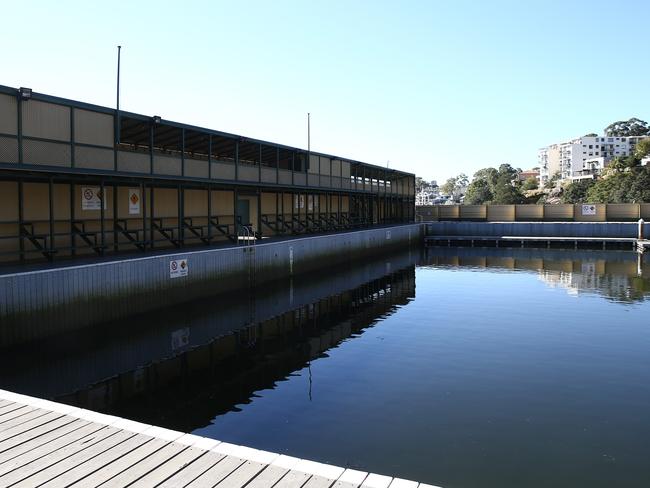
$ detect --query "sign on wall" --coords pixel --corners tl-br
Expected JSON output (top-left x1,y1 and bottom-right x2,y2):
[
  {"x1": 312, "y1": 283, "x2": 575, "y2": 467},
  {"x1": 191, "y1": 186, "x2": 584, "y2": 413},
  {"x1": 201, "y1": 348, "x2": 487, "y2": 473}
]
[
  {"x1": 294, "y1": 195, "x2": 305, "y2": 209},
  {"x1": 581, "y1": 204, "x2": 596, "y2": 216},
  {"x1": 128, "y1": 189, "x2": 141, "y2": 215},
  {"x1": 81, "y1": 187, "x2": 106, "y2": 211},
  {"x1": 169, "y1": 258, "x2": 189, "y2": 278}
]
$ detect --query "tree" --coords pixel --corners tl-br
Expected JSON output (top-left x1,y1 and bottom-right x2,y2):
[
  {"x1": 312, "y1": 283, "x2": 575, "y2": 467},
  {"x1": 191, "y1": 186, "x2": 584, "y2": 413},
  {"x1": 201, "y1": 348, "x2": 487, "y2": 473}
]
[
  {"x1": 604, "y1": 118, "x2": 650, "y2": 137},
  {"x1": 561, "y1": 179, "x2": 595, "y2": 203},
  {"x1": 544, "y1": 172, "x2": 561, "y2": 189},
  {"x1": 440, "y1": 177, "x2": 457, "y2": 197},
  {"x1": 583, "y1": 133, "x2": 598, "y2": 137},
  {"x1": 464, "y1": 178, "x2": 493, "y2": 204},
  {"x1": 635, "y1": 138, "x2": 650, "y2": 159},
  {"x1": 522, "y1": 177, "x2": 538, "y2": 191},
  {"x1": 440, "y1": 173, "x2": 469, "y2": 201}
]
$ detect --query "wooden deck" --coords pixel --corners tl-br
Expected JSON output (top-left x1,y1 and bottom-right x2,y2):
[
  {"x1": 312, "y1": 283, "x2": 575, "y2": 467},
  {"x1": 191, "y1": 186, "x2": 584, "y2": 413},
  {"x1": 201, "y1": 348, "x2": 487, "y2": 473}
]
[{"x1": 0, "y1": 389, "x2": 439, "y2": 488}]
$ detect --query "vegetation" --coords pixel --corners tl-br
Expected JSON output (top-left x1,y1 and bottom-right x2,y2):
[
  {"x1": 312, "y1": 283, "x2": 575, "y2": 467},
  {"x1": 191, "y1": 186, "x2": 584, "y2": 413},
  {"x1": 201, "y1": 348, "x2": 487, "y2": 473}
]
[
  {"x1": 440, "y1": 174, "x2": 468, "y2": 201},
  {"x1": 604, "y1": 118, "x2": 650, "y2": 137},
  {"x1": 561, "y1": 179, "x2": 595, "y2": 204},
  {"x1": 464, "y1": 164, "x2": 527, "y2": 204},
  {"x1": 522, "y1": 177, "x2": 538, "y2": 191}
]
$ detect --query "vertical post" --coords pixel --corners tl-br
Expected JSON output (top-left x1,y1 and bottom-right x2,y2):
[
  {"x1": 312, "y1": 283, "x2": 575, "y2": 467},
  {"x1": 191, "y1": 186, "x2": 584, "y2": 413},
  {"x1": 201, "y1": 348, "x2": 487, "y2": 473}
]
[
  {"x1": 181, "y1": 128, "x2": 186, "y2": 178},
  {"x1": 233, "y1": 188, "x2": 239, "y2": 239},
  {"x1": 17, "y1": 94, "x2": 23, "y2": 164},
  {"x1": 235, "y1": 139, "x2": 239, "y2": 181},
  {"x1": 100, "y1": 180, "x2": 105, "y2": 255},
  {"x1": 18, "y1": 180, "x2": 24, "y2": 262},
  {"x1": 207, "y1": 185, "x2": 212, "y2": 244},
  {"x1": 141, "y1": 182, "x2": 146, "y2": 251},
  {"x1": 258, "y1": 143, "x2": 262, "y2": 183},
  {"x1": 69, "y1": 182, "x2": 75, "y2": 256},
  {"x1": 291, "y1": 152, "x2": 295, "y2": 186},
  {"x1": 177, "y1": 185, "x2": 183, "y2": 247},
  {"x1": 48, "y1": 178, "x2": 54, "y2": 260},
  {"x1": 150, "y1": 186, "x2": 155, "y2": 249},
  {"x1": 208, "y1": 134, "x2": 212, "y2": 180},
  {"x1": 276, "y1": 147, "x2": 279, "y2": 184},
  {"x1": 70, "y1": 108, "x2": 75, "y2": 168},
  {"x1": 116, "y1": 45, "x2": 121, "y2": 145},
  {"x1": 113, "y1": 184, "x2": 118, "y2": 252},
  {"x1": 149, "y1": 124, "x2": 154, "y2": 174},
  {"x1": 307, "y1": 112, "x2": 310, "y2": 153},
  {"x1": 257, "y1": 188, "x2": 262, "y2": 238}
]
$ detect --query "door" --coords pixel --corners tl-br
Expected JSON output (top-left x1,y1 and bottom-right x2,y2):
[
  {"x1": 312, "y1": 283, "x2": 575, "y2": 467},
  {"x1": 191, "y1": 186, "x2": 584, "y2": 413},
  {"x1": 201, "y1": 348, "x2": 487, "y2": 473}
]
[{"x1": 236, "y1": 199, "x2": 250, "y2": 227}]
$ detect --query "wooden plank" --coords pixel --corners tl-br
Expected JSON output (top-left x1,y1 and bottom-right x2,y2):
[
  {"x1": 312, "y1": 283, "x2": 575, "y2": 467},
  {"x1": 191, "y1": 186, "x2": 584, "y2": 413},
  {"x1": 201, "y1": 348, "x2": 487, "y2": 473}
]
[
  {"x1": 0, "y1": 426, "x2": 117, "y2": 485},
  {"x1": 302, "y1": 474, "x2": 337, "y2": 488},
  {"x1": 97, "y1": 441, "x2": 187, "y2": 487},
  {"x1": 0, "y1": 415, "x2": 81, "y2": 455},
  {"x1": 39, "y1": 433, "x2": 152, "y2": 487},
  {"x1": 157, "y1": 451, "x2": 226, "y2": 488},
  {"x1": 0, "y1": 400, "x2": 14, "y2": 409},
  {"x1": 0, "y1": 411, "x2": 64, "y2": 442},
  {"x1": 68, "y1": 437, "x2": 168, "y2": 487},
  {"x1": 333, "y1": 469, "x2": 369, "y2": 488},
  {"x1": 0, "y1": 405, "x2": 34, "y2": 425},
  {"x1": 0, "y1": 422, "x2": 100, "y2": 475},
  {"x1": 128, "y1": 445, "x2": 207, "y2": 487},
  {"x1": 388, "y1": 479, "x2": 418, "y2": 488},
  {"x1": 0, "y1": 402, "x2": 21, "y2": 414},
  {"x1": 10, "y1": 429, "x2": 136, "y2": 487},
  {"x1": 0, "y1": 417, "x2": 88, "y2": 466},
  {"x1": 0, "y1": 408, "x2": 49, "y2": 432},
  {"x1": 274, "y1": 470, "x2": 313, "y2": 488},
  {"x1": 213, "y1": 460, "x2": 266, "y2": 487},
  {"x1": 185, "y1": 455, "x2": 245, "y2": 488},
  {"x1": 244, "y1": 465, "x2": 290, "y2": 488}
]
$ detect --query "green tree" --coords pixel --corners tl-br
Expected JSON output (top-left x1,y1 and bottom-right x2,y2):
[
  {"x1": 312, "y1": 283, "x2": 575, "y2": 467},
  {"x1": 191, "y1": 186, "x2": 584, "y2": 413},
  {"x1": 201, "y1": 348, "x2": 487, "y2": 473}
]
[
  {"x1": 464, "y1": 178, "x2": 493, "y2": 204},
  {"x1": 604, "y1": 118, "x2": 650, "y2": 137},
  {"x1": 544, "y1": 172, "x2": 561, "y2": 189},
  {"x1": 522, "y1": 177, "x2": 538, "y2": 191},
  {"x1": 440, "y1": 173, "x2": 469, "y2": 201},
  {"x1": 561, "y1": 179, "x2": 595, "y2": 203},
  {"x1": 440, "y1": 177, "x2": 457, "y2": 196},
  {"x1": 635, "y1": 138, "x2": 650, "y2": 159}
]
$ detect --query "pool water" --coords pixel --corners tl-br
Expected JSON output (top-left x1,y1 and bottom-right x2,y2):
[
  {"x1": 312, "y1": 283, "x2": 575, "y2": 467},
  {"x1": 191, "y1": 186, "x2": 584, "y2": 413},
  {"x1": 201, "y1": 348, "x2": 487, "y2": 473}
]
[{"x1": 2, "y1": 248, "x2": 650, "y2": 487}]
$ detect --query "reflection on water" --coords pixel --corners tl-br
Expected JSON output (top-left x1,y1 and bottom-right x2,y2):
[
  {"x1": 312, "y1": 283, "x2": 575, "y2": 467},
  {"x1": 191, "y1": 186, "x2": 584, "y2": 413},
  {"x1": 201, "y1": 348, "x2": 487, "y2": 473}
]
[
  {"x1": 2, "y1": 247, "x2": 650, "y2": 488},
  {"x1": 424, "y1": 246, "x2": 650, "y2": 303}
]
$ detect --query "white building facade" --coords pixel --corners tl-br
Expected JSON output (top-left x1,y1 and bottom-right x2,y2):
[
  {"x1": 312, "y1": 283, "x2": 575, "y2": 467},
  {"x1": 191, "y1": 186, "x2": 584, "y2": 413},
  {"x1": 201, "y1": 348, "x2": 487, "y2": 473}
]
[{"x1": 539, "y1": 135, "x2": 648, "y2": 183}]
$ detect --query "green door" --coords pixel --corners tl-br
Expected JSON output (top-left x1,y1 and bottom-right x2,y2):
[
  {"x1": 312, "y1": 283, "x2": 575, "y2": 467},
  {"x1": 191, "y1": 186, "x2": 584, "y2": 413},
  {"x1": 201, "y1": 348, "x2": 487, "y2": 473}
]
[{"x1": 236, "y1": 199, "x2": 250, "y2": 227}]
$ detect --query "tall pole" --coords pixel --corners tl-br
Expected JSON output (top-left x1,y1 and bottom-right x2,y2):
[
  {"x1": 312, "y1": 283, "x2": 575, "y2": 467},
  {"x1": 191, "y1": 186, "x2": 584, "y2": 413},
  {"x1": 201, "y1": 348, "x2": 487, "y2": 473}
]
[
  {"x1": 307, "y1": 112, "x2": 310, "y2": 153},
  {"x1": 116, "y1": 45, "x2": 121, "y2": 144}
]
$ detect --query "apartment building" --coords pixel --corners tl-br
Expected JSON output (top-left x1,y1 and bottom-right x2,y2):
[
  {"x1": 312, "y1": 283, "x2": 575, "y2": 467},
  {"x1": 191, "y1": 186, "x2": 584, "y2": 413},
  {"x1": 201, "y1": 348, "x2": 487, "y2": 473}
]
[{"x1": 539, "y1": 135, "x2": 648, "y2": 183}]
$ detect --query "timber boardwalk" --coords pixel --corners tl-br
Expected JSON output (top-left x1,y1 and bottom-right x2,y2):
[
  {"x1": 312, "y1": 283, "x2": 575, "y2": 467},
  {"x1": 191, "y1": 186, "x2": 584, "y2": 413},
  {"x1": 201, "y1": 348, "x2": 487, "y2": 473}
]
[{"x1": 0, "y1": 389, "x2": 437, "y2": 488}]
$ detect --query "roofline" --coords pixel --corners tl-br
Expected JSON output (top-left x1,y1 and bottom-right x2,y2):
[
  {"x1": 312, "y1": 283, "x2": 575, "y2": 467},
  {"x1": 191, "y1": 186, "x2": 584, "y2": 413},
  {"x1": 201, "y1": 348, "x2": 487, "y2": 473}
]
[{"x1": 0, "y1": 84, "x2": 415, "y2": 178}]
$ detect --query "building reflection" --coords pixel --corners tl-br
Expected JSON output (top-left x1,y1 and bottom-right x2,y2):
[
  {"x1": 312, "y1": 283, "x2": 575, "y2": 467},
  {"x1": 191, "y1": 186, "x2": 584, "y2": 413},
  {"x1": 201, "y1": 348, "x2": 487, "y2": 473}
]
[
  {"x1": 0, "y1": 251, "x2": 417, "y2": 431},
  {"x1": 424, "y1": 247, "x2": 650, "y2": 303}
]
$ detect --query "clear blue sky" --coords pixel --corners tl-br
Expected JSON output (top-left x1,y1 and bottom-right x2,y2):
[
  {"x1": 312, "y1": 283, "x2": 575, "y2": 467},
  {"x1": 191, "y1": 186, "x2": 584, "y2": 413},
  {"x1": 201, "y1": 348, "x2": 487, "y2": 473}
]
[{"x1": 2, "y1": 0, "x2": 648, "y2": 182}]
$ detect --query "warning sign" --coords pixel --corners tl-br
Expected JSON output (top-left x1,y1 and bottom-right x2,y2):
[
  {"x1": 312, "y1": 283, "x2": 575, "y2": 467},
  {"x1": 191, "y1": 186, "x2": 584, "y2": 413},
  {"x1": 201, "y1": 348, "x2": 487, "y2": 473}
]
[
  {"x1": 128, "y1": 188, "x2": 141, "y2": 215},
  {"x1": 581, "y1": 204, "x2": 596, "y2": 216},
  {"x1": 171, "y1": 327, "x2": 190, "y2": 351},
  {"x1": 81, "y1": 187, "x2": 106, "y2": 211},
  {"x1": 169, "y1": 258, "x2": 189, "y2": 278}
]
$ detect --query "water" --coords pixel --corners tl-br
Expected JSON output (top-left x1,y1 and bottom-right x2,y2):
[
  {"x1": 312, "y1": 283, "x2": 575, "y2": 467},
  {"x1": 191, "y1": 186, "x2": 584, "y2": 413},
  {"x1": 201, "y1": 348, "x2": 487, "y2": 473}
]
[{"x1": 2, "y1": 248, "x2": 650, "y2": 488}]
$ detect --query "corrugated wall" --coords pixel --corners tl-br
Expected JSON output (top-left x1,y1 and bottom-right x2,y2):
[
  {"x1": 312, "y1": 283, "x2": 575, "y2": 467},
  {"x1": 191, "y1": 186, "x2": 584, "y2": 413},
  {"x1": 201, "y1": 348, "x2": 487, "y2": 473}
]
[{"x1": 0, "y1": 223, "x2": 423, "y2": 346}]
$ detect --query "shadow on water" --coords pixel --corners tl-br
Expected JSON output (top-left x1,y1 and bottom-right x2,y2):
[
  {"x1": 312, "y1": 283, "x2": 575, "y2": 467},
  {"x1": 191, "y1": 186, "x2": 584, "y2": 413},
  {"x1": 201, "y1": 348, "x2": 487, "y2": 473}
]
[{"x1": 0, "y1": 249, "x2": 419, "y2": 431}]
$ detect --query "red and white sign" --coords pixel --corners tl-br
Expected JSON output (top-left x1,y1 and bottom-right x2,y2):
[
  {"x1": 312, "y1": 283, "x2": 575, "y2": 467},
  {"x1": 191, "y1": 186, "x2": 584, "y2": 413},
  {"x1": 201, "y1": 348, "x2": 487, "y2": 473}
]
[
  {"x1": 128, "y1": 189, "x2": 140, "y2": 215},
  {"x1": 81, "y1": 187, "x2": 106, "y2": 211},
  {"x1": 169, "y1": 258, "x2": 189, "y2": 278}
]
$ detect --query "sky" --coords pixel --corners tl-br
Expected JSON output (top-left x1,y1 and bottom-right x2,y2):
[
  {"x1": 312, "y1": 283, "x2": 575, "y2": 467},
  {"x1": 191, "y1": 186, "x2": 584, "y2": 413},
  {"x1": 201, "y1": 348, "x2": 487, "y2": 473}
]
[{"x1": 2, "y1": 0, "x2": 649, "y2": 183}]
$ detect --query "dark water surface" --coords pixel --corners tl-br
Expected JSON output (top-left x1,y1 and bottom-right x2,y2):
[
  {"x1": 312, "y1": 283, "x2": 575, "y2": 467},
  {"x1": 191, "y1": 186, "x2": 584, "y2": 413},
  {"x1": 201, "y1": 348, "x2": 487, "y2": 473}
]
[{"x1": 2, "y1": 248, "x2": 650, "y2": 488}]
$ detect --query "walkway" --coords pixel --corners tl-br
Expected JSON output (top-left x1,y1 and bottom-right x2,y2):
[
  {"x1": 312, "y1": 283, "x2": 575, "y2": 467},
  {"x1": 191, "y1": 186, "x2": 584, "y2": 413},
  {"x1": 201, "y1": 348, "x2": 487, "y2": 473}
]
[{"x1": 0, "y1": 389, "x2": 438, "y2": 488}]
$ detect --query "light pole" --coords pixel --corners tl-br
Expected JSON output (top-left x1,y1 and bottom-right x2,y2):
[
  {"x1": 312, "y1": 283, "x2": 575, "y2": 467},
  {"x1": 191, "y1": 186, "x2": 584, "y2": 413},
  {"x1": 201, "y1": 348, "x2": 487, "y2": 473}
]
[{"x1": 116, "y1": 45, "x2": 121, "y2": 144}]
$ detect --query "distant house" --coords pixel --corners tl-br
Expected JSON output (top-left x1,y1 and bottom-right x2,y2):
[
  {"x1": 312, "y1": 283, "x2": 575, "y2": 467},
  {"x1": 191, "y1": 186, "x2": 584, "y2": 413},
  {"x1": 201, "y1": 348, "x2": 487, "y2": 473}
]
[{"x1": 518, "y1": 169, "x2": 540, "y2": 182}]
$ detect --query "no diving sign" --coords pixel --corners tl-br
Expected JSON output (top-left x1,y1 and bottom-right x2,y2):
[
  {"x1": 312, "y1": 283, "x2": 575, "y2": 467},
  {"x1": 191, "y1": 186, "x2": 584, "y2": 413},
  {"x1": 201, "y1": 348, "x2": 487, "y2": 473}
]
[{"x1": 169, "y1": 258, "x2": 189, "y2": 278}]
